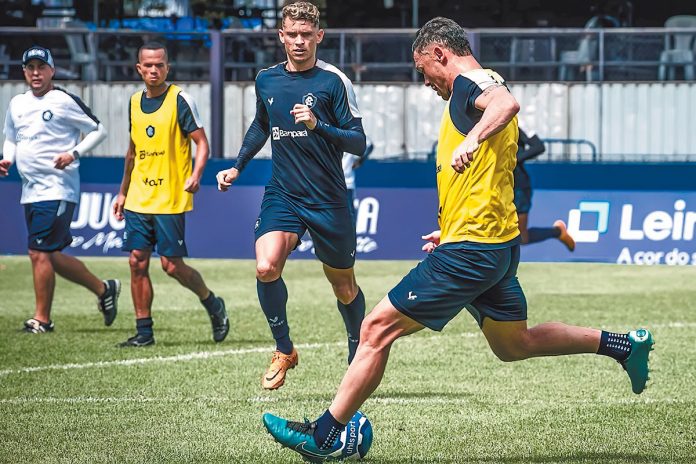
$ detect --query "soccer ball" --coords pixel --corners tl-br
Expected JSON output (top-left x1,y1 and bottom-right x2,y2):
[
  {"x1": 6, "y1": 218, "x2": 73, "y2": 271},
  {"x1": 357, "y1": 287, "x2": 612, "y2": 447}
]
[{"x1": 329, "y1": 410, "x2": 373, "y2": 460}]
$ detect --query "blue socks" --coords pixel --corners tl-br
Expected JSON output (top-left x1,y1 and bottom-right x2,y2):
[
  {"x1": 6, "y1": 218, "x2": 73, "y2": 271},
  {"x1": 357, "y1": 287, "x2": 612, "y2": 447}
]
[
  {"x1": 337, "y1": 288, "x2": 365, "y2": 364},
  {"x1": 597, "y1": 331, "x2": 632, "y2": 361},
  {"x1": 314, "y1": 409, "x2": 346, "y2": 450},
  {"x1": 257, "y1": 278, "x2": 293, "y2": 355},
  {"x1": 201, "y1": 290, "x2": 222, "y2": 316},
  {"x1": 136, "y1": 317, "x2": 153, "y2": 337},
  {"x1": 528, "y1": 227, "x2": 561, "y2": 244}
]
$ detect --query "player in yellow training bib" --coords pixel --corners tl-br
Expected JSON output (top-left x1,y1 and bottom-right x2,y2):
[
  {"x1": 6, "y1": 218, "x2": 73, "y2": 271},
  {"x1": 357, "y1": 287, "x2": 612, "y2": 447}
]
[
  {"x1": 263, "y1": 18, "x2": 654, "y2": 460},
  {"x1": 113, "y1": 41, "x2": 229, "y2": 347}
]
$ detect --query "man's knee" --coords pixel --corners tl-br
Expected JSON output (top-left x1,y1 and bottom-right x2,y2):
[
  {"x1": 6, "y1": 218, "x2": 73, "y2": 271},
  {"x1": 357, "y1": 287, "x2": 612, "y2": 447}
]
[
  {"x1": 333, "y1": 280, "x2": 358, "y2": 305},
  {"x1": 28, "y1": 249, "x2": 51, "y2": 264},
  {"x1": 490, "y1": 332, "x2": 533, "y2": 362},
  {"x1": 129, "y1": 252, "x2": 149, "y2": 275},
  {"x1": 359, "y1": 312, "x2": 397, "y2": 352},
  {"x1": 256, "y1": 259, "x2": 281, "y2": 282},
  {"x1": 161, "y1": 257, "x2": 184, "y2": 278}
]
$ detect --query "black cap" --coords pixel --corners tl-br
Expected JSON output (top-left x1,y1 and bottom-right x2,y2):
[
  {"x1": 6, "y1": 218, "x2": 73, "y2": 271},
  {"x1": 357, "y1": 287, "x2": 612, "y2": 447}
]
[{"x1": 22, "y1": 46, "x2": 55, "y2": 68}]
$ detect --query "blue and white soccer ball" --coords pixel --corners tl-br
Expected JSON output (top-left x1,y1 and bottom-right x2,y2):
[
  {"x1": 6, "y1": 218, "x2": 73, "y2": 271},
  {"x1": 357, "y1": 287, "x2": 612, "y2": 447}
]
[{"x1": 328, "y1": 410, "x2": 373, "y2": 460}]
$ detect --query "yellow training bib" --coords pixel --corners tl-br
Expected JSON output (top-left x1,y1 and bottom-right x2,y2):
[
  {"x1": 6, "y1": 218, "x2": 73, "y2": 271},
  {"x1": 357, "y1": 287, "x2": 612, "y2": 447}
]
[
  {"x1": 436, "y1": 71, "x2": 520, "y2": 245},
  {"x1": 125, "y1": 84, "x2": 193, "y2": 214}
]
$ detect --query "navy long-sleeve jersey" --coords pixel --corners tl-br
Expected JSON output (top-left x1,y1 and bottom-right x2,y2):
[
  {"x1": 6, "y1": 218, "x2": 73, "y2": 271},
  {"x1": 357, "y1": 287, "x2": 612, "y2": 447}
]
[{"x1": 235, "y1": 60, "x2": 366, "y2": 208}]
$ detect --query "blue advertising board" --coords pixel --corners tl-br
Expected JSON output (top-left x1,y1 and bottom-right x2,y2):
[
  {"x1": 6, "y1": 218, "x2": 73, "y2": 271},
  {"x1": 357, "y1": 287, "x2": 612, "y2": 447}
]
[{"x1": 1, "y1": 160, "x2": 695, "y2": 265}]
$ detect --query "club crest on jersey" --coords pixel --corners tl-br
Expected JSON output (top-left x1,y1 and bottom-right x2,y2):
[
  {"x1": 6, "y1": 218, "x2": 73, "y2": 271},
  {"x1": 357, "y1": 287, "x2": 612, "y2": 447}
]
[
  {"x1": 42, "y1": 110, "x2": 53, "y2": 121},
  {"x1": 302, "y1": 93, "x2": 316, "y2": 108},
  {"x1": 146, "y1": 125, "x2": 155, "y2": 138}
]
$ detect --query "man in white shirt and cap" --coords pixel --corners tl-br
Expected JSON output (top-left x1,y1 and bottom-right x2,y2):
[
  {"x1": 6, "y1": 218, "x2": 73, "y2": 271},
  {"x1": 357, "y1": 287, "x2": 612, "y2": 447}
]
[{"x1": 1, "y1": 46, "x2": 120, "y2": 334}]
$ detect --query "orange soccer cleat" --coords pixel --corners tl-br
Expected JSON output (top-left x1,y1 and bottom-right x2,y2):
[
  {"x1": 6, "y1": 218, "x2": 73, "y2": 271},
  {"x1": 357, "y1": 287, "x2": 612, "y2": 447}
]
[{"x1": 261, "y1": 348, "x2": 299, "y2": 390}]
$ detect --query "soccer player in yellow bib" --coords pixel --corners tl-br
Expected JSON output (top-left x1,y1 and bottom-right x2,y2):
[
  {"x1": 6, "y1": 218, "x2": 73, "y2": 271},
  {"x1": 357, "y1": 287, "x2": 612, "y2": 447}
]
[
  {"x1": 113, "y1": 42, "x2": 228, "y2": 347},
  {"x1": 262, "y1": 18, "x2": 654, "y2": 460}
]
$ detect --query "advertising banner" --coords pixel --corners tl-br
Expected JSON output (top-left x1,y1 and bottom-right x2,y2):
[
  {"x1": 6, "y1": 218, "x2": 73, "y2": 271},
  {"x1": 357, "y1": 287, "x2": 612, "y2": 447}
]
[
  {"x1": 522, "y1": 191, "x2": 696, "y2": 265},
  {"x1": 2, "y1": 181, "x2": 694, "y2": 265}
]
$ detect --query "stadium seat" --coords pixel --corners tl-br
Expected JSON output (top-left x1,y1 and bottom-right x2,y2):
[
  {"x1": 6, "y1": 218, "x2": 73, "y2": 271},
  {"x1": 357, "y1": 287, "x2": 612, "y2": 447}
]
[
  {"x1": 658, "y1": 15, "x2": 696, "y2": 81},
  {"x1": 559, "y1": 15, "x2": 619, "y2": 81}
]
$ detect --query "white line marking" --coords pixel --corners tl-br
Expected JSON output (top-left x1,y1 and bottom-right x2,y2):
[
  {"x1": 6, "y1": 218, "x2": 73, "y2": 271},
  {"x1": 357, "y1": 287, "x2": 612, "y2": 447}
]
[
  {"x1": 366, "y1": 397, "x2": 688, "y2": 406},
  {"x1": 0, "y1": 342, "x2": 340, "y2": 378},
  {"x1": 652, "y1": 322, "x2": 696, "y2": 328},
  {"x1": 4, "y1": 322, "x2": 690, "y2": 380},
  {"x1": 0, "y1": 395, "x2": 685, "y2": 407}
]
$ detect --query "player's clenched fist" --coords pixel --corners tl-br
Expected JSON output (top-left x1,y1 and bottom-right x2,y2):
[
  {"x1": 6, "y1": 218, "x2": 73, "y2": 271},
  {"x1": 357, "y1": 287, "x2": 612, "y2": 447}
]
[
  {"x1": 451, "y1": 137, "x2": 479, "y2": 173},
  {"x1": 216, "y1": 167, "x2": 239, "y2": 192},
  {"x1": 290, "y1": 104, "x2": 317, "y2": 130}
]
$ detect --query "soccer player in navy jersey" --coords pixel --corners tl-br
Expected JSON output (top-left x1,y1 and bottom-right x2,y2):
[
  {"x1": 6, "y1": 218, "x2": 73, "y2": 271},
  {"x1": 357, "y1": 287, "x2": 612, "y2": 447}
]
[
  {"x1": 261, "y1": 18, "x2": 654, "y2": 461},
  {"x1": 216, "y1": 2, "x2": 367, "y2": 390}
]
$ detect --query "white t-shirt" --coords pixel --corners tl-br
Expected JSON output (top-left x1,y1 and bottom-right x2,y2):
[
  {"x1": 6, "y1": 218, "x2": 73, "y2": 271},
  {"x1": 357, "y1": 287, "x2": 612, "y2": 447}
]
[{"x1": 3, "y1": 88, "x2": 100, "y2": 204}]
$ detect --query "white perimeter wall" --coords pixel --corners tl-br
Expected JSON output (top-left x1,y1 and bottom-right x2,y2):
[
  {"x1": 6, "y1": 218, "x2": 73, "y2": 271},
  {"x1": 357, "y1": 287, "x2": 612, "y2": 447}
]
[{"x1": 2, "y1": 81, "x2": 696, "y2": 161}]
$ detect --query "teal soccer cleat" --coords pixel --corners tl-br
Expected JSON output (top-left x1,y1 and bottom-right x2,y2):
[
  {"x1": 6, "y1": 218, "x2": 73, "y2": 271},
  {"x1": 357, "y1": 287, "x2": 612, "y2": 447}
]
[
  {"x1": 262, "y1": 413, "x2": 342, "y2": 463},
  {"x1": 621, "y1": 328, "x2": 654, "y2": 394}
]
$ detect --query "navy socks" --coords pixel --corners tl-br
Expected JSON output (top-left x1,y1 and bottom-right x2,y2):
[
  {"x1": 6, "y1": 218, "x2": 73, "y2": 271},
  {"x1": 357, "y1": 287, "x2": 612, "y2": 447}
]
[
  {"x1": 528, "y1": 227, "x2": 562, "y2": 244},
  {"x1": 314, "y1": 409, "x2": 346, "y2": 450},
  {"x1": 136, "y1": 317, "x2": 153, "y2": 337},
  {"x1": 257, "y1": 278, "x2": 293, "y2": 354},
  {"x1": 201, "y1": 290, "x2": 222, "y2": 315},
  {"x1": 337, "y1": 288, "x2": 365, "y2": 364},
  {"x1": 597, "y1": 331, "x2": 632, "y2": 362}
]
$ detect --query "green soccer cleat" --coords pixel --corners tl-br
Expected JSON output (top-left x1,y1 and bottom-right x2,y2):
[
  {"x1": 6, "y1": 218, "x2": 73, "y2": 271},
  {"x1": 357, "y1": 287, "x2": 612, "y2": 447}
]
[
  {"x1": 621, "y1": 328, "x2": 654, "y2": 394},
  {"x1": 262, "y1": 413, "x2": 342, "y2": 463}
]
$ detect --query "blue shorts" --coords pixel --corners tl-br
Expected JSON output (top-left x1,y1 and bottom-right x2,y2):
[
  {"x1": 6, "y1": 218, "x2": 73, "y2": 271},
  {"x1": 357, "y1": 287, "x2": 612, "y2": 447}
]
[
  {"x1": 123, "y1": 210, "x2": 188, "y2": 257},
  {"x1": 514, "y1": 187, "x2": 532, "y2": 214},
  {"x1": 388, "y1": 241, "x2": 526, "y2": 331},
  {"x1": 254, "y1": 191, "x2": 356, "y2": 269},
  {"x1": 24, "y1": 200, "x2": 76, "y2": 252}
]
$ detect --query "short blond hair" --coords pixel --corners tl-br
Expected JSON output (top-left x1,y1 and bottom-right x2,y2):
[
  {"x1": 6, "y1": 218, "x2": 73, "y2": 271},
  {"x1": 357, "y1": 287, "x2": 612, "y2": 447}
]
[{"x1": 282, "y1": 1, "x2": 320, "y2": 27}]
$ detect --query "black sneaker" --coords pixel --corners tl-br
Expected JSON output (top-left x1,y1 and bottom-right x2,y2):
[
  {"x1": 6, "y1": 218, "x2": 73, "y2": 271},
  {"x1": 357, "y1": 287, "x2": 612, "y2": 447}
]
[
  {"x1": 23, "y1": 318, "x2": 55, "y2": 334},
  {"x1": 98, "y1": 279, "x2": 120, "y2": 326},
  {"x1": 210, "y1": 297, "x2": 230, "y2": 343},
  {"x1": 118, "y1": 333, "x2": 155, "y2": 348}
]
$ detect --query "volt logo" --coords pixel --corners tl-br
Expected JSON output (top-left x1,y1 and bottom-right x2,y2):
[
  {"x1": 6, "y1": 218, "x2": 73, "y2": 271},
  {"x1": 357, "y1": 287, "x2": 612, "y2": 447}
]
[{"x1": 567, "y1": 201, "x2": 610, "y2": 243}]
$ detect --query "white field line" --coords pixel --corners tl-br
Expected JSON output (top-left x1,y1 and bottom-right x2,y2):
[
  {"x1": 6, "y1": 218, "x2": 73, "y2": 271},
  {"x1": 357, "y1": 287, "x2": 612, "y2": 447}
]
[
  {"x1": 0, "y1": 342, "x2": 339, "y2": 378},
  {"x1": 0, "y1": 395, "x2": 688, "y2": 407},
  {"x1": 366, "y1": 397, "x2": 691, "y2": 406},
  {"x1": 0, "y1": 333, "x2": 480, "y2": 378},
  {"x1": 1, "y1": 321, "x2": 691, "y2": 379},
  {"x1": 651, "y1": 321, "x2": 696, "y2": 328}
]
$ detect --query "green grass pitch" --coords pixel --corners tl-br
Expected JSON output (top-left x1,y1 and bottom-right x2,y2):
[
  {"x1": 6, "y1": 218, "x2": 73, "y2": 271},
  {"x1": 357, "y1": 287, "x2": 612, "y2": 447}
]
[{"x1": 1, "y1": 256, "x2": 695, "y2": 463}]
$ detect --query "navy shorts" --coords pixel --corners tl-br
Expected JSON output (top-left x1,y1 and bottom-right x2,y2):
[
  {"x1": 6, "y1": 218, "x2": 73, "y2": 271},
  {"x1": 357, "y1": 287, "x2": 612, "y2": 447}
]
[
  {"x1": 388, "y1": 241, "x2": 527, "y2": 331},
  {"x1": 24, "y1": 200, "x2": 76, "y2": 252},
  {"x1": 123, "y1": 210, "x2": 188, "y2": 257},
  {"x1": 254, "y1": 191, "x2": 356, "y2": 269},
  {"x1": 514, "y1": 187, "x2": 532, "y2": 214}
]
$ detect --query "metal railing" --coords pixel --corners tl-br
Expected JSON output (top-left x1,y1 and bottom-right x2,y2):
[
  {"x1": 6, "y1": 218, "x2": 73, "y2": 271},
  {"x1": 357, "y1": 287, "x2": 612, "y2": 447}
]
[{"x1": 2, "y1": 26, "x2": 696, "y2": 83}]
